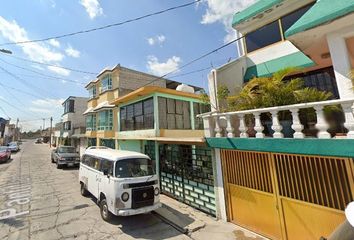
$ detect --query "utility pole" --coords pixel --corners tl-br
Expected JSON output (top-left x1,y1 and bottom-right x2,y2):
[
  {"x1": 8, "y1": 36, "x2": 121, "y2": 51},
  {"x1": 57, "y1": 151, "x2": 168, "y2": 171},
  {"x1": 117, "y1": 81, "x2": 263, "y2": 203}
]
[{"x1": 49, "y1": 117, "x2": 53, "y2": 148}]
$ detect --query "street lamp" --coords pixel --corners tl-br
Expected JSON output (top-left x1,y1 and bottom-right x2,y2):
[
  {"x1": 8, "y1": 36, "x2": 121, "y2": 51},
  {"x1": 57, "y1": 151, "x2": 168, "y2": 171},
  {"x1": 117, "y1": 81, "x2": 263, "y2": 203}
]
[{"x1": 0, "y1": 49, "x2": 12, "y2": 54}]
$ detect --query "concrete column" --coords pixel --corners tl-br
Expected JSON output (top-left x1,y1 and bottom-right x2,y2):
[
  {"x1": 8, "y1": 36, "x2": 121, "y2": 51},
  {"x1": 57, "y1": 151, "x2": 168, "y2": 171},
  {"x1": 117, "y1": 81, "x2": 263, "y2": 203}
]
[
  {"x1": 212, "y1": 148, "x2": 227, "y2": 221},
  {"x1": 327, "y1": 33, "x2": 354, "y2": 99}
]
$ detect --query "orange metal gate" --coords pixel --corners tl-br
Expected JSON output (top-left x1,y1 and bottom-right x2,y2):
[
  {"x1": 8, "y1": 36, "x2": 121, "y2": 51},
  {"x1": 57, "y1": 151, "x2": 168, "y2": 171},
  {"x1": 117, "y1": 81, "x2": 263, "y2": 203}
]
[{"x1": 221, "y1": 150, "x2": 354, "y2": 240}]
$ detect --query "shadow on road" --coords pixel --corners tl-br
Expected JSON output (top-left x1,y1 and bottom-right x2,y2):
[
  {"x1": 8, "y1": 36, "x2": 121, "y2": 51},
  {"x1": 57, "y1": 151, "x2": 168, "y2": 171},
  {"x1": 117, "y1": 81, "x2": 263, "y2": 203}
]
[
  {"x1": 0, "y1": 217, "x2": 26, "y2": 228},
  {"x1": 86, "y1": 195, "x2": 184, "y2": 239}
]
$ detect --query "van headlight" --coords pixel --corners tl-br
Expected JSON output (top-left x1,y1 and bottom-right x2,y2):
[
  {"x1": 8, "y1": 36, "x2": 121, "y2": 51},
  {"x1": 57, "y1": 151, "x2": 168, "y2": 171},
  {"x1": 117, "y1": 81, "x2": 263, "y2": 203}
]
[
  {"x1": 154, "y1": 187, "x2": 160, "y2": 196},
  {"x1": 121, "y1": 192, "x2": 129, "y2": 202}
]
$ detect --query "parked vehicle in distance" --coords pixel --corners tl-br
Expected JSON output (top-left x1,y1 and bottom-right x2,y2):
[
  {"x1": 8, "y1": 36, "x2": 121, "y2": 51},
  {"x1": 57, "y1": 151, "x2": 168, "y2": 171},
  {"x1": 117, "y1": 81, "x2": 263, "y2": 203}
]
[
  {"x1": 79, "y1": 147, "x2": 161, "y2": 221},
  {"x1": 7, "y1": 142, "x2": 19, "y2": 152},
  {"x1": 0, "y1": 146, "x2": 11, "y2": 163},
  {"x1": 51, "y1": 146, "x2": 80, "y2": 169},
  {"x1": 35, "y1": 138, "x2": 42, "y2": 144}
]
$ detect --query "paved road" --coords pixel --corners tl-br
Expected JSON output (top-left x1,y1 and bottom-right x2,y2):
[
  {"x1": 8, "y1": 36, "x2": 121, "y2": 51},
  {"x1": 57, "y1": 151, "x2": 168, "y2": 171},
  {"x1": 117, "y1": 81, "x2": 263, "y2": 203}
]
[{"x1": 0, "y1": 140, "x2": 190, "y2": 240}]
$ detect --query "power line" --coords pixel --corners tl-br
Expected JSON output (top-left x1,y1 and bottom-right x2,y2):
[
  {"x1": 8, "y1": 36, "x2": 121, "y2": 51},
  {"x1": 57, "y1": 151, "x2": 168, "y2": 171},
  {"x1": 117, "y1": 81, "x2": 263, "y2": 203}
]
[
  {"x1": 0, "y1": 53, "x2": 98, "y2": 75},
  {"x1": 0, "y1": 106, "x2": 11, "y2": 119},
  {"x1": 0, "y1": 58, "x2": 86, "y2": 85},
  {"x1": 169, "y1": 66, "x2": 212, "y2": 79},
  {"x1": 0, "y1": 0, "x2": 200, "y2": 46},
  {"x1": 0, "y1": 98, "x2": 41, "y2": 119},
  {"x1": 0, "y1": 83, "x2": 45, "y2": 99},
  {"x1": 140, "y1": 35, "x2": 243, "y2": 88},
  {"x1": 0, "y1": 63, "x2": 56, "y2": 98}
]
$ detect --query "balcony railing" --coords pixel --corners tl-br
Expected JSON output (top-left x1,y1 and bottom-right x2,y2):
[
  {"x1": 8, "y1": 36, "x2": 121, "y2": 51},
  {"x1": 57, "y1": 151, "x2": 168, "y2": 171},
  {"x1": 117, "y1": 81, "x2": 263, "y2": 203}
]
[{"x1": 198, "y1": 99, "x2": 354, "y2": 139}]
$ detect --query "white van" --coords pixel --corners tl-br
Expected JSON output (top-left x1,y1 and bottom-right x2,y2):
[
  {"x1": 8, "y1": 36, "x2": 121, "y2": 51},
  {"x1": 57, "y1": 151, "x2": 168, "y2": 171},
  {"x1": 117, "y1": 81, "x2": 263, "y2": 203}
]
[{"x1": 79, "y1": 146, "x2": 161, "y2": 221}]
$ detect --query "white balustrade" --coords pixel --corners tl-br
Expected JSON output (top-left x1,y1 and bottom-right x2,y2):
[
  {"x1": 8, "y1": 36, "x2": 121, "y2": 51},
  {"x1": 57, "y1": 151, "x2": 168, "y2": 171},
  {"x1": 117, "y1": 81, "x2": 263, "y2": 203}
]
[
  {"x1": 214, "y1": 116, "x2": 222, "y2": 138},
  {"x1": 197, "y1": 98, "x2": 354, "y2": 140},
  {"x1": 314, "y1": 106, "x2": 331, "y2": 139},
  {"x1": 225, "y1": 115, "x2": 235, "y2": 138},
  {"x1": 270, "y1": 111, "x2": 283, "y2": 138},
  {"x1": 342, "y1": 103, "x2": 354, "y2": 139},
  {"x1": 290, "y1": 108, "x2": 304, "y2": 138},
  {"x1": 254, "y1": 113, "x2": 264, "y2": 138},
  {"x1": 238, "y1": 114, "x2": 249, "y2": 138}
]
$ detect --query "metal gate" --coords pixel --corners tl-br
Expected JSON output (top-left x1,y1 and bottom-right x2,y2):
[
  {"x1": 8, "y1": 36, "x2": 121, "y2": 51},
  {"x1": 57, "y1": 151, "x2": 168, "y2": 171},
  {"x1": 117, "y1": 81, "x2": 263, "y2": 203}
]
[
  {"x1": 221, "y1": 150, "x2": 354, "y2": 240},
  {"x1": 158, "y1": 144, "x2": 216, "y2": 215}
]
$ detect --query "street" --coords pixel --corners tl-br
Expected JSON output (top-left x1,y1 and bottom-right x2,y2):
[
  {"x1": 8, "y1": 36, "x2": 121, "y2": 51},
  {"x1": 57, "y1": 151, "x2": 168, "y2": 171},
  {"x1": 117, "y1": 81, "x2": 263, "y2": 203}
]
[{"x1": 0, "y1": 140, "x2": 190, "y2": 240}]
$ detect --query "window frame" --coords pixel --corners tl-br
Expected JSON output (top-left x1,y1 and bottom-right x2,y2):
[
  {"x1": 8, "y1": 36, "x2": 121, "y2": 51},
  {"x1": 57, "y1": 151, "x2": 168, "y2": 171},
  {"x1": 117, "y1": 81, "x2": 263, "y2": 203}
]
[
  {"x1": 119, "y1": 97, "x2": 154, "y2": 131},
  {"x1": 97, "y1": 110, "x2": 113, "y2": 131},
  {"x1": 101, "y1": 74, "x2": 112, "y2": 93}
]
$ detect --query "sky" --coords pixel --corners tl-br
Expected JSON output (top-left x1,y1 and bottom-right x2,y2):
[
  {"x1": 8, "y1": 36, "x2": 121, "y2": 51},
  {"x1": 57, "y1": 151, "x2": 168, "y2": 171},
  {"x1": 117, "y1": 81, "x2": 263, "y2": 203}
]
[{"x1": 0, "y1": 0, "x2": 256, "y2": 131}]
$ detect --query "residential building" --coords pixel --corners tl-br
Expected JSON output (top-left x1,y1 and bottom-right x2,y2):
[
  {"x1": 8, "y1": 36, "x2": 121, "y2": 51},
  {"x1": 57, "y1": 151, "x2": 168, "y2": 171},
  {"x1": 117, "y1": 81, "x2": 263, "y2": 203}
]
[
  {"x1": 201, "y1": 1, "x2": 354, "y2": 240},
  {"x1": 84, "y1": 64, "x2": 202, "y2": 148},
  {"x1": 60, "y1": 96, "x2": 88, "y2": 155},
  {"x1": 111, "y1": 86, "x2": 214, "y2": 215},
  {"x1": 208, "y1": 0, "x2": 354, "y2": 110},
  {"x1": 0, "y1": 117, "x2": 8, "y2": 145}
]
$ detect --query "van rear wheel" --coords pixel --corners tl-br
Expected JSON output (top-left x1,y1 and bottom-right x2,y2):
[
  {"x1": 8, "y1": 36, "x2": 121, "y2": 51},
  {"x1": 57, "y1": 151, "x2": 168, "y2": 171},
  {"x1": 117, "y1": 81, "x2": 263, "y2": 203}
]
[
  {"x1": 80, "y1": 183, "x2": 88, "y2": 197},
  {"x1": 100, "y1": 199, "x2": 113, "y2": 222}
]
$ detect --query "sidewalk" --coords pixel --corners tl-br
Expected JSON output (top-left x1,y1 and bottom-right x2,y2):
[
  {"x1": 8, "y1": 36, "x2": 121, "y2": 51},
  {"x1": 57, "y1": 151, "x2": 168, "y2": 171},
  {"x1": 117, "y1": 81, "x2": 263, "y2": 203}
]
[{"x1": 154, "y1": 195, "x2": 268, "y2": 240}]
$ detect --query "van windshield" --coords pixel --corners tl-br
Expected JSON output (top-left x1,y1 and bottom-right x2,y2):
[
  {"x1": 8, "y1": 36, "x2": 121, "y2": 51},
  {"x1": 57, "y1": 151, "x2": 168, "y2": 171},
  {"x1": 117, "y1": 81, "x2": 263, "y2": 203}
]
[{"x1": 115, "y1": 158, "x2": 155, "y2": 178}]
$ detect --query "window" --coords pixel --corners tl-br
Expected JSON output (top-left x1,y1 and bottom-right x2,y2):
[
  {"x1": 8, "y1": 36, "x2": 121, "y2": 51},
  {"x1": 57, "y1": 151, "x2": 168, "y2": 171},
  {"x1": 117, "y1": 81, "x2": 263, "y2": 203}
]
[
  {"x1": 97, "y1": 110, "x2": 113, "y2": 131},
  {"x1": 86, "y1": 114, "x2": 96, "y2": 131},
  {"x1": 101, "y1": 74, "x2": 112, "y2": 92},
  {"x1": 82, "y1": 155, "x2": 100, "y2": 170},
  {"x1": 63, "y1": 121, "x2": 71, "y2": 131},
  {"x1": 193, "y1": 103, "x2": 211, "y2": 130},
  {"x1": 63, "y1": 99, "x2": 74, "y2": 114},
  {"x1": 284, "y1": 67, "x2": 339, "y2": 99},
  {"x1": 88, "y1": 86, "x2": 97, "y2": 99},
  {"x1": 88, "y1": 138, "x2": 96, "y2": 147},
  {"x1": 120, "y1": 98, "x2": 154, "y2": 131},
  {"x1": 100, "y1": 139, "x2": 115, "y2": 149},
  {"x1": 244, "y1": 4, "x2": 313, "y2": 53},
  {"x1": 245, "y1": 21, "x2": 282, "y2": 53},
  {"x1": 115, "y1": 158, "x2": 155, "y2": 178},
  {"x1": 281, "y1": 4, "x2": 314, "y2": 32},
  {"x1": 158, "y1": 97, "x2": 191, "y2": 130},
  {"x1": 58, "y1": 146, "x2": 76, "y2": 153},
  {"x1": 100, "y1": 159, "x2": 114, "y2": 175}
]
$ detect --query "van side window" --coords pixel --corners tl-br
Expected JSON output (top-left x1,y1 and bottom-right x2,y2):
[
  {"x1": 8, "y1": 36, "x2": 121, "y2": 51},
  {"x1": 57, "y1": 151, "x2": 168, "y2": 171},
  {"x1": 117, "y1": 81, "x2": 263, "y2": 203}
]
[
  {"x1": 101, "y1": 159, "x2": 113, "y2": 175},
  {"x1": 93, "y1": 158, "x2": 100, "y2": 170},
  {"x1": 81, "y1": 155, "x2": 87, "y2": 164}
]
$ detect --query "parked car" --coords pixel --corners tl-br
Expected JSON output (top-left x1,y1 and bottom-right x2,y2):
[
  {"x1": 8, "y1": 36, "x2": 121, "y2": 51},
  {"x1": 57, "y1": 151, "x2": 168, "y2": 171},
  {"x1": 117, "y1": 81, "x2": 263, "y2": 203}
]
[
  {"x1": 0, "y1": 146, "x2": 11, "y2": 163},
  {"x1": 51, "y1": 146, "x2": 80, "y2": 169},
  {"x1": 35, "y1": 138, "x2": 42, "y2": 144},
  {"x1": 7, "y1": 142, "x2": 19, "y2": 152},
  {"x1": 79, "y1": 147, "x2": 161, "y2": 221}
]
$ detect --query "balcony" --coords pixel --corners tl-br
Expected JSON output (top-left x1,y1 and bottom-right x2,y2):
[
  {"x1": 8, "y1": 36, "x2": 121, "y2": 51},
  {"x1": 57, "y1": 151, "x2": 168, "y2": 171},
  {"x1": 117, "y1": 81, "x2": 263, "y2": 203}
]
[{"x1": 199, "y1": 98, "x2": 354, "y2": 139}]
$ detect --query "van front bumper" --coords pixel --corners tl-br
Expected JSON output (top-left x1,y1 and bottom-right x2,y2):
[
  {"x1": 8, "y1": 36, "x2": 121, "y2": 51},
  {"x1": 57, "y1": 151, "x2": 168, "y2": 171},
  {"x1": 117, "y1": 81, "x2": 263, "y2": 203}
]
[{"x1": 116, "y1": 203, "x2": 162, "y2": 216}]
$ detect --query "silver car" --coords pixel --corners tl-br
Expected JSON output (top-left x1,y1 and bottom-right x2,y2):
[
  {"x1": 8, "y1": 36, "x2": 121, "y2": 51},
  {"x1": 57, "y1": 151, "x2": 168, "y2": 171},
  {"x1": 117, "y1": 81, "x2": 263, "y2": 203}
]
[{"x1": 51, "y1": 146, "x2": 80, "y2": 169}]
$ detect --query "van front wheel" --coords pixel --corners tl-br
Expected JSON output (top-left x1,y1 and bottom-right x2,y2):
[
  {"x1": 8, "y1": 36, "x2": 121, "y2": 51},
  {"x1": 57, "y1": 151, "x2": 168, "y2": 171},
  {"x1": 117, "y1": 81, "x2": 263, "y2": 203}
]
[{"x1": 100, "y1": 199, "x2": 113, "y2": 222}]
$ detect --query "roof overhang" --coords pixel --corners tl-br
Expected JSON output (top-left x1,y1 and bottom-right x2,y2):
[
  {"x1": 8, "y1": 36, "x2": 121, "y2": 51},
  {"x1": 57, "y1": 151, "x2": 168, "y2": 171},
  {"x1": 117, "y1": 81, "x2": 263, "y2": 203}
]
[
  {"x1": 233, "y1": 0, "x2": 314, "y2": 34},
  {"x1": 110, "y1": 86, "x2": 201, "y2": 105},
  {"x1": 93, "y1": 101, "x2": 115, "y2": 112},
  {"x1": 244, "y1": 51, "x2": 315, "y2": 81},
  {"x1": 285, "y1": 0, "x2": 354, "y2": 38}
]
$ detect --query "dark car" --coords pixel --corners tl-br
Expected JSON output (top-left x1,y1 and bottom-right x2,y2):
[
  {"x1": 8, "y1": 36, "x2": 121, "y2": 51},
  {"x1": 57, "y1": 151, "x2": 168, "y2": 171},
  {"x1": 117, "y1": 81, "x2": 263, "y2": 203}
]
[
  {"x1": 35, "y1": 138, "x2": 42, "y2": 144},
  {"x1": 51, "y1": 146, "x2": 80, "y2": 169},
  {"x1": 0, "y1": 146, "x2": 11, "y2": 163}
]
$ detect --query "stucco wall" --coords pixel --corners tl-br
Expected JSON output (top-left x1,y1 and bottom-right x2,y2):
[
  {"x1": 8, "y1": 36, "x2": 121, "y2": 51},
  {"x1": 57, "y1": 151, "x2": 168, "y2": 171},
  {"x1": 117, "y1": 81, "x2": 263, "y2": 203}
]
[{"x1": 118, "y1": 139, "x2": 143, "y2": 153}]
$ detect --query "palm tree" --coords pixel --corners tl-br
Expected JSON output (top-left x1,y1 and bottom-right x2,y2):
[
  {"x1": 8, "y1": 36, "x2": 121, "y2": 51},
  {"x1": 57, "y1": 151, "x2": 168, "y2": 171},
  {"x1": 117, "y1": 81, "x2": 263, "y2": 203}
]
[{"x1": 227, "y1": 67, "x2": 333, "y2": 112}]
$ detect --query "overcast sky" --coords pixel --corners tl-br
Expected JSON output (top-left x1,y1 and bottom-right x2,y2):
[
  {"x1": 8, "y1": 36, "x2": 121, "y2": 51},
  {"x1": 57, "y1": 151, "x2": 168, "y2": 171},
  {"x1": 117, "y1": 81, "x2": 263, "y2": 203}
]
[{"x1": 0, "y1": 0, "x2": 256, "y2": 131}]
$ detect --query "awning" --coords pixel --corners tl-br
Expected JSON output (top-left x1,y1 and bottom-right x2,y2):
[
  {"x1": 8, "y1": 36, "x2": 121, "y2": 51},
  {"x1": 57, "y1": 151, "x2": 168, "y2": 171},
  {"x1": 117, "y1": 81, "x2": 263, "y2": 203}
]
[
  {"x1": 93, "y1": 101, "x2": 115, "y2": 112},
  {"x1": 244, "y1": 51, "x2": 315, "y2": 81},
  {"x1": 285, "y1": 0, "x2": 354, "y2": 38},
  {"x1": 83, "y1": 107, "x2": 95, "y2": 115},
  {"x1": 232, "y1": 0, "x2": 283, "y2": 27}
]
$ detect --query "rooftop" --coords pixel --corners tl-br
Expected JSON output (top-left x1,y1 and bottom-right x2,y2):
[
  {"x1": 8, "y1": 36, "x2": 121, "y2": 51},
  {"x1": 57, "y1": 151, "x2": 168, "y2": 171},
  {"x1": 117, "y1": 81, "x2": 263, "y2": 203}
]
[
  {"x1": 84, "y1": 147, "x2": 149, "y2": 161},
  {"x1": 285, "y1": 0, "x2": 354, "y2": 37}
]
